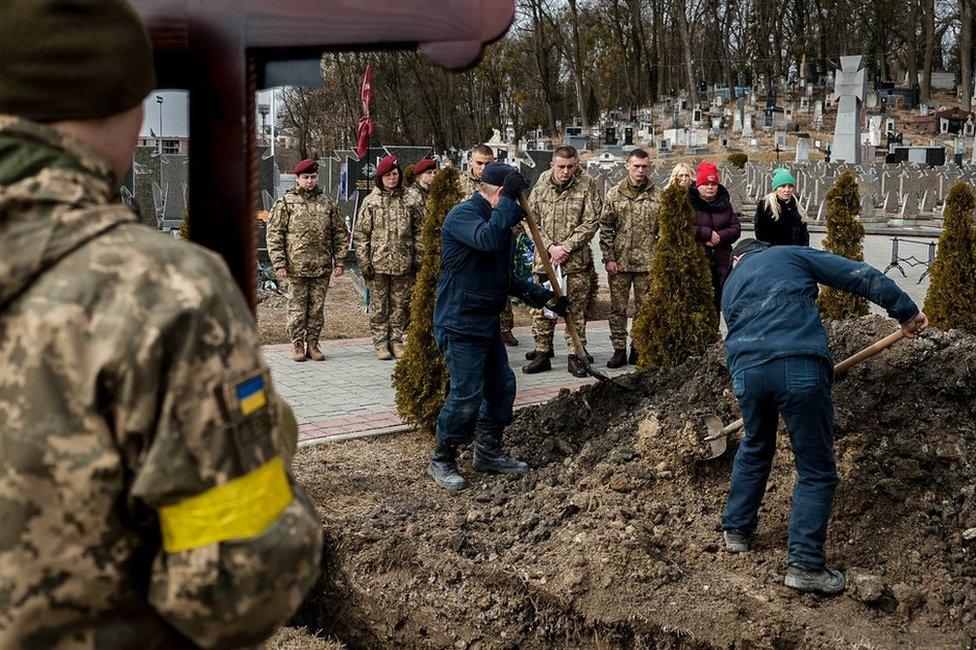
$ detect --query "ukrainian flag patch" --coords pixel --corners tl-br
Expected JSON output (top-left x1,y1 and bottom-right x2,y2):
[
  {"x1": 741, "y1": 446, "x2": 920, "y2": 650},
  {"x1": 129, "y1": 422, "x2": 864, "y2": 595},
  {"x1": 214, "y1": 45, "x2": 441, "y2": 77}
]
[{"x1": 236, "y1": 375, "x2": 268, "y2": 416}]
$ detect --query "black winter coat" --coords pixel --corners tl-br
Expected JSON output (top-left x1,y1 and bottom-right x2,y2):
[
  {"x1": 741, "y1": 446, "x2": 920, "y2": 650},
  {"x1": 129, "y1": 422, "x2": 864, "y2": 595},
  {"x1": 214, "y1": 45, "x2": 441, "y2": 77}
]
[{"x1": 754, "y1": 196, "x2": 810, "y2": 246}]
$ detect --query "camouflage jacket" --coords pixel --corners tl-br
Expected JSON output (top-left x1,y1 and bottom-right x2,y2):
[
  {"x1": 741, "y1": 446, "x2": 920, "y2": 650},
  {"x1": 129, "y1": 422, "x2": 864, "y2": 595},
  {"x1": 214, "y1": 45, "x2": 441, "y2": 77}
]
[
  {"x1": 599, "y1": 178, "x2": 661, "y2": 272},
  {"x1": 526, "y1": 169, "x2": 602, "y2": 274},
  {"x1": 457, "y1": 171, "x2": 482, "y2": 198},
  {"x1": 0, "y1": 117, "x2": 322, "y2": 649},
  {"x1": 267, "y1": 186, "x2": 349, "y2": 277},
  {"x1": 410, "y1": 183, "x2": 429, "y2": 205},
  {"x1": 353, "y1": 186, "x2": 424, "y2": 275}
]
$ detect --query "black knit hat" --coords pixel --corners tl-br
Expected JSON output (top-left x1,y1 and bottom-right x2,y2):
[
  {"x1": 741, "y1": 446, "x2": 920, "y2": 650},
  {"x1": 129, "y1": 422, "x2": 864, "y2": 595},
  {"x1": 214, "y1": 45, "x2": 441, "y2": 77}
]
[
  {"x1": 731, "y1": 238, "x2": 771, "y2": 259},
  {"x1": 481, "y1": 161, "x2": 516, "y2": 186},
  {"x1": 0, "y1": 0, "x2": 156, "y2": 122}
]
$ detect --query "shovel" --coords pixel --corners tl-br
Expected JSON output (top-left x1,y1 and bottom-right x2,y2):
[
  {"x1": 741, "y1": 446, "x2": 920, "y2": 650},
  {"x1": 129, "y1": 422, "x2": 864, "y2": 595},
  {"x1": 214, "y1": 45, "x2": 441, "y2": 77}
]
[
  {"x1": 516, "y1": 191, "x2": 631, "y2": 390},
  {"x1": 701, "y1": 329, "x2": 907, "y2": 460}
]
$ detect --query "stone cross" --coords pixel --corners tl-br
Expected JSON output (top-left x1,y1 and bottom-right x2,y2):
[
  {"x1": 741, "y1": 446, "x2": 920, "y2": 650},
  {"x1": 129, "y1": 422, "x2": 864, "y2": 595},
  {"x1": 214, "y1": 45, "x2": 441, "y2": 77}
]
[{"x1": 831, "y1": 55, "x2": 867, "y2": 164}]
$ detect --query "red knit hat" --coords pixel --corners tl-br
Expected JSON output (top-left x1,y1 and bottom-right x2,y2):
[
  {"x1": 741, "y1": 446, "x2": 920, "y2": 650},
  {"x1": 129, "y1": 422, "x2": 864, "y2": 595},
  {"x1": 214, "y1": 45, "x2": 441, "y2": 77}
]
[
  {"x1": 291, "y1": 158, "x2": 318, "y2": 175},
  {"x1": 696, "y1": 162, "x2": 720, "y2": 186},
  {"x1": 413, "y1": 158, "x2": 437, "y2": 174},
  {"x1": 376, "y1": 154, "x2": 398, "y2": 178}
]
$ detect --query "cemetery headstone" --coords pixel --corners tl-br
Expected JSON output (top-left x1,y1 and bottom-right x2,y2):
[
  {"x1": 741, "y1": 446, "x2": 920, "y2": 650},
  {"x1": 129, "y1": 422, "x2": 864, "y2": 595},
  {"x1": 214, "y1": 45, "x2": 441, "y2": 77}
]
[{"x1": 831, "y1": 55, "x2": 866, "y2": 163}]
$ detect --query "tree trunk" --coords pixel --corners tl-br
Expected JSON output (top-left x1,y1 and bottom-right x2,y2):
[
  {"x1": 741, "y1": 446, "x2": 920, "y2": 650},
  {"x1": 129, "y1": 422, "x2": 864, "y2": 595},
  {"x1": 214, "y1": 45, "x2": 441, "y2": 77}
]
[
  {"x1": 962, "y1": 0, "x2": 974, "y2": 110},
  {"x1": 674, "y1": 0, "x2": 698, "y2": 106},
  {"x1": 565, "y1": 0, "x2": 589, "y2": 127},
  {"x1": 921, "y1": 0, "x2": 935, "y2": 99}
]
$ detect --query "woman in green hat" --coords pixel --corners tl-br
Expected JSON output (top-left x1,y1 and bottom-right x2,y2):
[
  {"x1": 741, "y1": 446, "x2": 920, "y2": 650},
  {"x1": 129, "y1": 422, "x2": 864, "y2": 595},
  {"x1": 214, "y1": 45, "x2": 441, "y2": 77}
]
[{"x1": 755, "y1": 168, "x2": 810, "y2": 246}]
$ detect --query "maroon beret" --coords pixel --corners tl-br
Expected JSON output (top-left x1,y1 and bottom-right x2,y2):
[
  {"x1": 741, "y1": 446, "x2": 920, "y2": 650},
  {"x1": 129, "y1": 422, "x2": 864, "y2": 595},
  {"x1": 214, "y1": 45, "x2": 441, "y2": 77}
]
[
  {"x1": 291, "y1": 159, "x2": 319, "y2": 175},
  {"x1": 376, "y1": 154, "x2": 398, "y2": 178},
  {"x1": 413, "y1": 158, "x2": 437, "y2": 174}
]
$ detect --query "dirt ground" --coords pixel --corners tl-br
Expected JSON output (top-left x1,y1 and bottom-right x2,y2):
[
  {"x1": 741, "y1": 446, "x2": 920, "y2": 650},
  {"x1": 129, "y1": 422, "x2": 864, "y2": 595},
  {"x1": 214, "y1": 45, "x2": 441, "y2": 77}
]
[{"x1": 286, "y1": 315, "x2": 975, "y2": 648}]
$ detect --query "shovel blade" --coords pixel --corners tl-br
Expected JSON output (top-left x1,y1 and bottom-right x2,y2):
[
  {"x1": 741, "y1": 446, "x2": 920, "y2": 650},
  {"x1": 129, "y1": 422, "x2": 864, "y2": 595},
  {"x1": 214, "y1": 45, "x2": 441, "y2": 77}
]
[{"x1": 702, "y1": 414, "x2": 728, "y2": 460}]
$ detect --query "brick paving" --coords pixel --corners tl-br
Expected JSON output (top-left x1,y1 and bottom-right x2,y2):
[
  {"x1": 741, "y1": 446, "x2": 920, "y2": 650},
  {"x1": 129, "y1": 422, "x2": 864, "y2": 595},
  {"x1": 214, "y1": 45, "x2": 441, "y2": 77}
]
[{"x1": 265, "y1": 323, "x2": 630, "y2": 445}]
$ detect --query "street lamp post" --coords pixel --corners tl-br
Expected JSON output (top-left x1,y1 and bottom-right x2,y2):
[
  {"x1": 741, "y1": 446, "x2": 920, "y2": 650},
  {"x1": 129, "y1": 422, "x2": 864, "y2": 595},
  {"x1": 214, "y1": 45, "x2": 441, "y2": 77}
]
[{"x1": 155, "y1": 95, "x2": 164, "y2": 154}]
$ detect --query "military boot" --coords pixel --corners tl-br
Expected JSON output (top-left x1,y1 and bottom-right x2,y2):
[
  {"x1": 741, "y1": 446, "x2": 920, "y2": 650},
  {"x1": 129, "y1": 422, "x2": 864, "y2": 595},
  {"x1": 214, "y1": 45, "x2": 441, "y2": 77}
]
[
  {"x1": 472, "y1": 422, "x2": 528, "y2": 474},
  {"x1": 522, "y1": 354, "x2": 552, "y2": 374},
  {"x1": 392, "y1": 341, "x2": 407, "y2": 358},
  {"x1": 524, "y1": 346, "x2": 554, "y2": 361},
  {"x1": 376, "y1": 344, "x2": 393, "y2": 361},
  {"x1": 427, "y1": 441, "x2": 469, "y2": 492},
  {"x1": 607, "y1": 348, "x2": 627, "y2": 368},
  {"x1": 307, "y1": 340, "x2": 325, "y2": 361},
  {"x1": 629, "y1": 345, "x2": 639, "y2": 366},
  {"x1": 567, "y1": 354, "x2": 588, "y2": 378},
  {"x1": 292, "y1": 341, "x2": 307, "y2": 362},
  {"x1": 501, "y1": 330, "x2": 519, "y2": 346}
]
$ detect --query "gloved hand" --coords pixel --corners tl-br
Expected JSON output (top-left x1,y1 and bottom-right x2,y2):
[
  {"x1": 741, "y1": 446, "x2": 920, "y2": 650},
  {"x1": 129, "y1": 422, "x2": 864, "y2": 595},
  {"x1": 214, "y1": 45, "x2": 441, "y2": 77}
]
[
  {"x1": 362, "y1": 264, "x2": 375, "y2": 282},
  {"x1": 545, "y1": 294, "x2": 569, "y2": 317},
  {"x1": 501, "y1": 171, "x2": 529, "y2": 200}
]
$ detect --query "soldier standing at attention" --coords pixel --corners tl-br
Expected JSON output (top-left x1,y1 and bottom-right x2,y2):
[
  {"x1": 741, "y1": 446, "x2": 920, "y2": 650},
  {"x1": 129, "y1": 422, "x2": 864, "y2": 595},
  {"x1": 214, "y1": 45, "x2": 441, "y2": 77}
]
[
  {"x1": 522, "y1": 145, "x2": 602, "y2": 378},
  {"x1": 267, "y1": 158, "x2": 350, "y2": 362},
  {"x1": 0, "y1": 1, "x2": 322, "y2": 647},
  {"x1": 411, "y1": 157, "x2": 437, "y2": 203},
  {"x1": 354, "y1": 154, "x2": 425, "y2": 360},
  {"x1": 599, "y1": 148, "x2": 660, "y2": 368}
]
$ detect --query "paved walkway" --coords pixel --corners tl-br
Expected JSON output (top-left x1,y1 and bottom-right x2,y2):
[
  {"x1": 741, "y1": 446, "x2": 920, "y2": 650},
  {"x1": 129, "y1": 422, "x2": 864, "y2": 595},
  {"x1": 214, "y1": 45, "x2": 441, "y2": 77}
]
[{"x1": 265, "y1": 323, "x2": 630, "y2": 444}]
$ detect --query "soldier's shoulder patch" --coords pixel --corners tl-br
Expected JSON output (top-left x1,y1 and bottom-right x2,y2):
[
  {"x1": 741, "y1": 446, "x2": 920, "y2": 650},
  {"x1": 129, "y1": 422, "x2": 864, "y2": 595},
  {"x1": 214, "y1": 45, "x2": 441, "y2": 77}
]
[{"x1": 236, "y1": 375, "x2": 268, "y2": 416}]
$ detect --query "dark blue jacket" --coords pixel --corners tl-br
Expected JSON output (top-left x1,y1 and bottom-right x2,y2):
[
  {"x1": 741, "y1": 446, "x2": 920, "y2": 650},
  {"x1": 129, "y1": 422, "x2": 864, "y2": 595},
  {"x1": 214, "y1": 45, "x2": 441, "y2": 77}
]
[
  {"x1": 722, "y1": 246, "x2": 919, "y2": 377},
  {"x1": 435, "y1": 193, "x2": 552, "y2": 338}
]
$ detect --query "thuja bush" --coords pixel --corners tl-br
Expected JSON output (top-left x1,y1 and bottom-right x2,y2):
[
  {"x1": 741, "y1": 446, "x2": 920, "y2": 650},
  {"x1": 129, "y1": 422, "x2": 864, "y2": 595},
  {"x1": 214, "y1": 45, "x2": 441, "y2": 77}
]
[
  {"x1": 727, "y1": 153, "x2": 748, "y2": 169},
  {"x1": 816, "y1": 171, "x2": 869, "y2": 318},
  {"x1": 392, "y1": 166, "x2": 463, "y2": 433},
  {"x1": 923, "y1": 181, "x2": 976, "y2": 333},
  {"x1": 403, "y1": 163, "x2": 417, "y2": 188},
  {"x1": 632, "y1": 182, "x2": 718, "y2": 371}
]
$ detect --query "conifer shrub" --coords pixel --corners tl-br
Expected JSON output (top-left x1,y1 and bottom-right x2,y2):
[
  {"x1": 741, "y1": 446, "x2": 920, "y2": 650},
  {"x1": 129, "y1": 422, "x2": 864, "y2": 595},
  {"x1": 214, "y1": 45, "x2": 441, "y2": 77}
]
[
  {"x1": 392, "y1": 166, "x2": 463, "y2": 434},
  {"x1": 727, "y1": 153, "x2": 748, "y2": 169},
  {"x1": 632, "y1": 182, "x2": 718, "y2": 371},
  {"x1": 403, "y1": 163, "x2": 417, "y2": 188},
  {"x1": 923, "y1": 181, "x2": 976, "y2": 333},
  {"x1": 816, "y1": 171, "x2": 869, "y2": 318},
  {"x1": 178, "y1": 208, "x2": 189, "y2": 240}
]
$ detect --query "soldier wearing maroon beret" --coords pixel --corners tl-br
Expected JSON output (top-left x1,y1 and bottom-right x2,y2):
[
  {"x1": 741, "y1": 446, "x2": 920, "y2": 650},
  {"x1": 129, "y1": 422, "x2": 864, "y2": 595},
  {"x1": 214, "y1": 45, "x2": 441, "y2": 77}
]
[{"x1": 411, "y1": 157, "x2": 437, "y2": 203}]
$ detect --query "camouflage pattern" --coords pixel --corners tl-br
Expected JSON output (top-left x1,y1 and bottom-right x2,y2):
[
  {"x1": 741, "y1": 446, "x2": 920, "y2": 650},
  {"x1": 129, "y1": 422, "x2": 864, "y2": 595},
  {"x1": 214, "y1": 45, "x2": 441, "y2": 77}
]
[
  {"x1": 267, "y1": 186, "x2": 349, "y2": 277},
  {"x1": 532, "y1": 272, "x2": 590, "y2": 353},
  {"x1": 411, "y1": 183, "x2": 429, "y2": 205},
  {"x1": 457, "y1": 170, "x2": 482, "y2": 198},
  {"x1": 526, "y1": 169, "x2": 602, "y2": 275},
  {"x1": 599, "y1": 178, "x2": 661, "y2": 273},
  {"x1": 608, "y1": 271, "x2": 651, "y2": 350},
  {"x1": 369, "y1": 273, "x2": 413, "y2": 349},
  {"x1": 287, "y1": 276, "x2": 331, "y2": 343},
  {"x1": 353, "y1": 186, "x2": 424, "y2": 276},
  {"x1": 0, "y1": 117, "x2": 322, "y2": 649},
  {"x1": 499, "y1": 298, "x2": 515, "y2": 332}
]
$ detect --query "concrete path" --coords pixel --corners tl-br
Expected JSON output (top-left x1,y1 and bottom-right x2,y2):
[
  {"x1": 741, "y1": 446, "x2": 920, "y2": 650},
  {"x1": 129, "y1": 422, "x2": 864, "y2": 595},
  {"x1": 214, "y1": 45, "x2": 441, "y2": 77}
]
[{"x1": 265, "y1": 323, "x2": 630, "y2": 445}]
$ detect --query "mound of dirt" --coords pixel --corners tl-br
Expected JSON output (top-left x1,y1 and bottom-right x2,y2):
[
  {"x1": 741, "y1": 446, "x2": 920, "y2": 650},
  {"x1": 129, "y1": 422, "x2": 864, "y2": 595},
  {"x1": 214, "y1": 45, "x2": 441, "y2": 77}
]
[{"x1": 290, "y1": 316, "x2": 976, "y2": 649}]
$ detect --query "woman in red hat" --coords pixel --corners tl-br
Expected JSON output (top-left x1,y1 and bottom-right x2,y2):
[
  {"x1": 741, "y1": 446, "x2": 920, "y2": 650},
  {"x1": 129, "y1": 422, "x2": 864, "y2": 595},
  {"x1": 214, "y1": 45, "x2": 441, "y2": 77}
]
[
  {"x1": 691, "y1": 162, "x2": 741, "y2": 315},
  {"x1": 410, "y1": 157, "x2": 437, "y2": 203},
  {"x1": 353, "y1": 154, "x2": 425, "y2": 360}
]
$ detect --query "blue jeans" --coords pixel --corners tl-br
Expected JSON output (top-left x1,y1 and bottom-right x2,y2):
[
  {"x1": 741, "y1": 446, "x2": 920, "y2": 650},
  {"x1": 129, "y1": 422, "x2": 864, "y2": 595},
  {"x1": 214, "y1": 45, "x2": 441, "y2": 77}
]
[
  {"x1": 434, "y1": 327, "x2": 516, "y2": 446},
  {"x1": 721, "y1": 356, "x2": 837, "y2": 570}
]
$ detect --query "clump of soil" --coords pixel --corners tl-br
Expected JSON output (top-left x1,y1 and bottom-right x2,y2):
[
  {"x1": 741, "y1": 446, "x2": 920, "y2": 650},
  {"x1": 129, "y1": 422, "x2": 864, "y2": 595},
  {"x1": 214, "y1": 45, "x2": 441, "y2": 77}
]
[{"x1": 290, "y1": 315, "x2": 976, "y2": 649}]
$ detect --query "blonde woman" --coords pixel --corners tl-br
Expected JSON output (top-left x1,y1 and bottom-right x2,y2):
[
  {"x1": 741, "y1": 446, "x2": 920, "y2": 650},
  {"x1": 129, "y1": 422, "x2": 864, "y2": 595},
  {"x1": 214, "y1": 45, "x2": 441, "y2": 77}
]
[
  {"x1": 668, "y1": 162, "x2": 694, "y2": 188},
  {"x1": 754, "y1": 168, "x2": 809, "y2": 246}
]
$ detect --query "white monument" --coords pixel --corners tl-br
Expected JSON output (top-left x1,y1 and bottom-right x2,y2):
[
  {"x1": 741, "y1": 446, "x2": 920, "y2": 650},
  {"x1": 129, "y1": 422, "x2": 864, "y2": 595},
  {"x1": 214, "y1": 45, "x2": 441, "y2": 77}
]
[{"x1": 831, "y1": 55, "x2": 867, "y2": 164}]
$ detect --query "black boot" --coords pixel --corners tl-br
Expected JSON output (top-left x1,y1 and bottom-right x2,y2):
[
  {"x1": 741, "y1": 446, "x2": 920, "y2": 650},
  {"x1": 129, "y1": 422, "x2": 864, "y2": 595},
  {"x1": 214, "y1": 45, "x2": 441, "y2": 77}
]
[
  {"x1": 472, "y1": 422, "x2": 528, "y2": 474},
  {"x1": 567, "y1": 354, "x2": 588, "y2": 378},
  {"x1": 607, "y1": 348, "x2": 627, "y2": 368},
  {"x1": 427, "y1": 441, "x2": 469, "y2": 492},
  {"x1": 524, "y1": 346, "x2": 554, "y2": 361},
  {"x1": 522, "y1": 355, "x2": 552, "y2": 373},
  {"x1": 581, "y1": 348, "x2": 594, "y2": 363},
  {"x1": 629, "y1": 345, "x2": 639, "y2": 365}
]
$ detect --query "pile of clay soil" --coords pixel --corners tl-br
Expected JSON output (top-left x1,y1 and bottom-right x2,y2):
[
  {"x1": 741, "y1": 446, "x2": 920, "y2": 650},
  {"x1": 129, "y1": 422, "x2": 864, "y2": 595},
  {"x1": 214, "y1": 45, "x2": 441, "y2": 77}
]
[{"x1": 290, "y1": 315, "x2": 976, "y2": 649}]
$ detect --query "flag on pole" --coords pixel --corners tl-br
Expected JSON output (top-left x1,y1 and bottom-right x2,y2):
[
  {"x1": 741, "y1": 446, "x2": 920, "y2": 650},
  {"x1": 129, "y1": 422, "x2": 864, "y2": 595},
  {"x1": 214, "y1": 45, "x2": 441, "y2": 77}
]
[{"x1": 356, "y1": 64, "x2": 374, "y2": 158}]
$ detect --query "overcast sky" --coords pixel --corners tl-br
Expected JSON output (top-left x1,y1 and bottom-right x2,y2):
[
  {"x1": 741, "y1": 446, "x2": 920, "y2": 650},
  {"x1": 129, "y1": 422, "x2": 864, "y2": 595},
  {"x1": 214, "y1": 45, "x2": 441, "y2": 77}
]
[{"x1": 139, "y1": 89, "x2": 279, "y2": 139}]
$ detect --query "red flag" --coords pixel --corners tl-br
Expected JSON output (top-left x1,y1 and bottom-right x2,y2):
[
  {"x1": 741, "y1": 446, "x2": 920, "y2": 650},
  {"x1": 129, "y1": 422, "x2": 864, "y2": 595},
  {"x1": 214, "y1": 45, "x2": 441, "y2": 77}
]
[{"x1": 356, "y1": 64, "x2": 374, "y2": 158}]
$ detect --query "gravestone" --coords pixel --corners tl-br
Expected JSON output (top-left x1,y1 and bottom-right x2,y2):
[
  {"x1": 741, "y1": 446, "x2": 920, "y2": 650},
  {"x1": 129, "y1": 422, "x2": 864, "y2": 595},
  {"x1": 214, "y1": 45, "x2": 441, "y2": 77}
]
[
  {"x1": 795, "y1": 134, "x2": 811, "y2": 162},
  {"x1": 831, "y1": 55, "x2": 867, "y2": 163},
  {"x1": 742, "y1": 113, "x2": 754, "y2": 137}
]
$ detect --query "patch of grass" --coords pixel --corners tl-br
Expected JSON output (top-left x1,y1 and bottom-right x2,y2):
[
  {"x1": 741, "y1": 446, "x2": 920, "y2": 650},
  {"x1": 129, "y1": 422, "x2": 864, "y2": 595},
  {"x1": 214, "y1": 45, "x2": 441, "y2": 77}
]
[{"x1": 257, "y1": 274, "x2": 370, "y2": 344}]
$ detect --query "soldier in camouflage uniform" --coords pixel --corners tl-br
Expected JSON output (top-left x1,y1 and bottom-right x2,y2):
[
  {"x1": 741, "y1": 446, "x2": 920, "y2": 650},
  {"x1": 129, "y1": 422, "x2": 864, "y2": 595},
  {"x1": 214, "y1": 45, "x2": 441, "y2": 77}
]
[
  {"x1": 522, "y1": 145, "x2": 602, "y2": 378},
  {"x1": 599, "y1": 148, "x2": 660, "y2": 368},
  {"x1": 411, "y1": 156, "x2": 437, "y2": 204},
  {"x1": 267, "y1": 158, "x2": 350, "y2": 362},
  {"x1": 0, "y1": 1, "x2": 322, "y2": 647},
  {"x1": 353, "y1": 154, "x2": 425, "y2": 359}
]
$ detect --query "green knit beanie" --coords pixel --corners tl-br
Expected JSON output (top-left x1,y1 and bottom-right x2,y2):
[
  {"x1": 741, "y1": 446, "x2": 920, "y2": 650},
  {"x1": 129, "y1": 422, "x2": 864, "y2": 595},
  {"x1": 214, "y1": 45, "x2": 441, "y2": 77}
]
[
  {"x1": 771, "y1": 168, "x2": 796, "y2": 191},
  {"x1": 0, "y1": 0, "x2": 155, "y2": 122}
]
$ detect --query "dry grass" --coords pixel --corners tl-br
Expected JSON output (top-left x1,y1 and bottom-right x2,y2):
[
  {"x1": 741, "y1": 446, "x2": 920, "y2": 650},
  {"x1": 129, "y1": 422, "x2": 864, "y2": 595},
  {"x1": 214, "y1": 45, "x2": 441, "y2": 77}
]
[
  {"x1": 257, "y1": 275, "x2": 370, "y2": 344},
  {"x1": 266, "y1": 626, "x2": 344, "y2": 650}
]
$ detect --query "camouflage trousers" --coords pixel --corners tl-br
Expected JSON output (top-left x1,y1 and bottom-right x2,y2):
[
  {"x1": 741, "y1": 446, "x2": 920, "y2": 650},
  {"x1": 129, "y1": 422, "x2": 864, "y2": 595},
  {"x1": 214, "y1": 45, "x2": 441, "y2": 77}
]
[
  {"x1": 369, "y1": 273, "x2": 413, "y2": 349},
  {"x1": 608, "y1": 271, "x2": 651, "y2": 350},
  {"x1": 499, "y1": 297, "x2": 514, "y2": 332},
  {"x1": 287, "y1": 275, "x2": 331, "y2": 343},
  {"x1": 532, "y1": 271, "x2": 589, "y2": 353}
]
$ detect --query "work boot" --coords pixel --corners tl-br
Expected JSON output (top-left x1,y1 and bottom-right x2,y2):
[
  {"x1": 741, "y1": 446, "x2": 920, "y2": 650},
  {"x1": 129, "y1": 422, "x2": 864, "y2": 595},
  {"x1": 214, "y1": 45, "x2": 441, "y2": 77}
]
[
  {"x1": 306, "y1": 340, "x2": 325, "y2": 361},
  {"x1": 607, "y1": 348, "x2": 627, "y2": 368},
  {"x1": 375, "y1": 345, "x2": 393, "y2": 361},
  {"x1": 524, "y1": 346, "x2": 554, "y2": 361},
  {"x1": 723, "y1": 530, "x2": 751, "y2": 553},
  {"x1": 427, "y1": 441, "x2": 469, "y2": 492},
  {"x1": 567, "y1": 354, "x2": 588, "y2": 378},
  {"x1": 392, "y1": 341, "x2": 406, "y2": 358},
  {"x1": 522, "y1": 355, "x2": 552, "y2": 374},
  {"x1": 629, "y1": 345, "x2": 639, "y2": 365},
  {"x1": 472, "y1": 422, "x2": 528, "y2": 474},
  {"x1": 501, "y1": 330, "x2": 519, "y2": 346},
  {"x1": 584, "y1": 348, "x2": 594, "y2": 364},
  {"x1": 784, "y1": 567, "x2": 846, "y2": 595},
  {"x1": 292, "y1": 341, "x2": 306, "y2": 362}
]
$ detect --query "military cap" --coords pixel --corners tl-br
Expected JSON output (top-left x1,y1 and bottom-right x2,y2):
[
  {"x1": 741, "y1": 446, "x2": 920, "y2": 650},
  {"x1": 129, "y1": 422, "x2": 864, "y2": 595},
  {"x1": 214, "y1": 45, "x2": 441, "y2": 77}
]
[
  {"x1": 290, "y1": 159, "x2": 319, "y2": 176},
  {"x1": 375, "y1": 154, "x2": 398, "y2": 178},
  {"x1": 413, "y1": 158, "x2": 437, "y2": 174},
  {"x1": 0, "y1": 0, "x2": 155, "y2": 122},
  {"x1": 481, "y1": 161, "x2": 517, "y2": 186}
]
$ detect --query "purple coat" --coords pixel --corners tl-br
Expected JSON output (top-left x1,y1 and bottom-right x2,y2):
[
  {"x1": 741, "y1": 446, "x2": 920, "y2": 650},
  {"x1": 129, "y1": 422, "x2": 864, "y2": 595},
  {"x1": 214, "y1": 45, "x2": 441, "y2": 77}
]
[{"x1": 690, "y1": 184, "x2": 741, "y2": 312}]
